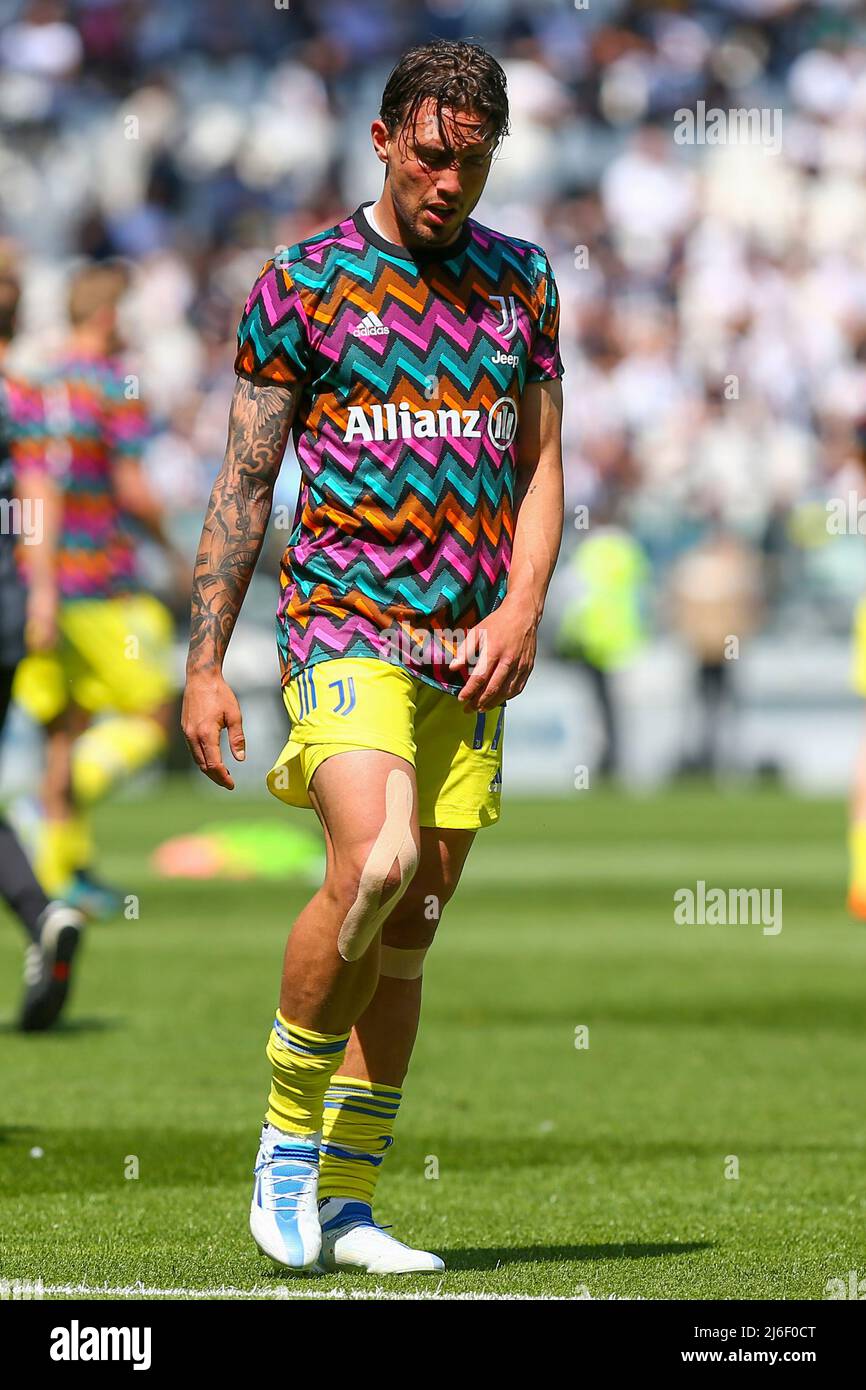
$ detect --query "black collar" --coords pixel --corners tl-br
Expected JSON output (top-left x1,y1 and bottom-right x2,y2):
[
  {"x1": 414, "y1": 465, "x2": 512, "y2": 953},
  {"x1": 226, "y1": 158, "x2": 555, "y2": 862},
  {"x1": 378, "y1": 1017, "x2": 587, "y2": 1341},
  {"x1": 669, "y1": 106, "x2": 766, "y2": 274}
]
[{"x1": 352, "y1": 201, "x2": 471, "y2": 262}]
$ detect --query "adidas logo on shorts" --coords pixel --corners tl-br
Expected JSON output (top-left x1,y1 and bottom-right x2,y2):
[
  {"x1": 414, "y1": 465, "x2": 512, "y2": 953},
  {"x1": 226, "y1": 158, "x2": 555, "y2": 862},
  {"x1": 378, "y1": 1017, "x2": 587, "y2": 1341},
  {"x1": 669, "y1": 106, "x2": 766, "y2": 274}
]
[
  {"x1": 488, "y1": 768, "x2": 502, "y2": 793},
  {"x1": 351, "y1": 311, "x2": 389, "y2": 338}
]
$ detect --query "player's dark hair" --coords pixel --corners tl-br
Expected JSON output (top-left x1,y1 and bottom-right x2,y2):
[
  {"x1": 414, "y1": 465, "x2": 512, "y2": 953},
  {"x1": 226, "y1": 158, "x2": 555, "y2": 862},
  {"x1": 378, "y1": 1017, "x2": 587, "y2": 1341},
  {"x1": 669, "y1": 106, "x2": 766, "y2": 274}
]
[{"x1": 380, "y1": 40, "x2": 509, "y2": 155}]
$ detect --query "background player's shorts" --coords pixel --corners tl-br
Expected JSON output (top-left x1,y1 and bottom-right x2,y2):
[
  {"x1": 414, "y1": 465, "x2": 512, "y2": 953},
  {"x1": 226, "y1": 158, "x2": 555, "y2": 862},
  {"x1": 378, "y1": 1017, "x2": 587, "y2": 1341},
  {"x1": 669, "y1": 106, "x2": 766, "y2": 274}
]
[
  {"x1": 13, "y1": 593, "x2": 175, "y2": 724},
  {"x1": 267, "y1": 656, "x2": 505, "y2": 830},
  {"x1": 854, "y1": 597, "x2": 866, "y2": 698}
]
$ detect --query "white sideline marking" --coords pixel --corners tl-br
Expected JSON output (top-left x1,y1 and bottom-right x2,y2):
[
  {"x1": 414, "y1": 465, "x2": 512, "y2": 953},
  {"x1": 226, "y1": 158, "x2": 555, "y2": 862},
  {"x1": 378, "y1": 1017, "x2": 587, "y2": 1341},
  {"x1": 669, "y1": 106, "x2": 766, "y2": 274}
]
[{"x1": 24, "y1": 1282, "x2": 587, "y2": 1301}]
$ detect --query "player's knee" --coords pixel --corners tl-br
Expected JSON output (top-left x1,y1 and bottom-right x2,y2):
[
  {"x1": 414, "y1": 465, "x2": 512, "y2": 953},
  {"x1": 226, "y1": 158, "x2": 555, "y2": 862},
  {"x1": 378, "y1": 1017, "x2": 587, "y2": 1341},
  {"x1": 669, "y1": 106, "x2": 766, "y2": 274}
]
[
  {"x1": 335, "y1": 828, "x2": 419, "y2": 910},
  {"x1": 389, "y1": 866, "x2": 459, "y2": 932},
  {"x1": 381, "y1": 912, "x2": 438, "y2": 957},
  {"x1": 379, "y1": 829, "x2": 420, "y2": 906},
  {"x1": 381, "y1": 851, "x2": 417, "y2": 904},
  {"x1": 334, "y1": 845, "x2": 418, "y2": 962},
  {"x1": 334, "y1": 772, "x2": 419, "y2": 962},
  {"x1": 379, "y1": 874, "x2": 453, "y2": 962}
]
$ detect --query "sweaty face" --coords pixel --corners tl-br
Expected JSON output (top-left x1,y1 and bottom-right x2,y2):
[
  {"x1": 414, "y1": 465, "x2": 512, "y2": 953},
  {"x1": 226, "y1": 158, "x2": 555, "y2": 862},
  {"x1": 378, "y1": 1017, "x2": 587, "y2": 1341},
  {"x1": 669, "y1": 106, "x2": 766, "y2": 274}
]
[{"x1": 383, "y1": 101, "x2": 497, "y2": 248}]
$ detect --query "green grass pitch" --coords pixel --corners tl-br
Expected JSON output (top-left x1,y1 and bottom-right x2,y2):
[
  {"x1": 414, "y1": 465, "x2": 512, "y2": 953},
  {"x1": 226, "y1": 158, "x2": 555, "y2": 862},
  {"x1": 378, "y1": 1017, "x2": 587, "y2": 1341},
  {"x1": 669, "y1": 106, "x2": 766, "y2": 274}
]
[{"x1": 1, "y1": 779, "x2": 863, "y2": 1300}]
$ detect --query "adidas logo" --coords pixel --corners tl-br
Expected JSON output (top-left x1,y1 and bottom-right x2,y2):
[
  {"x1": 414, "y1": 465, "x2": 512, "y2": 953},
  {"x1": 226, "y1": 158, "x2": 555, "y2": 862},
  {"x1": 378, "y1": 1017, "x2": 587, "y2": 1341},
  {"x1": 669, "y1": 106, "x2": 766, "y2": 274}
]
[
  {"x1": 488, "y1": 768, "x2": 502, "y2": 793},
  {"x1": 352, "y1": 311, "x2": 389, "y2": 338}
]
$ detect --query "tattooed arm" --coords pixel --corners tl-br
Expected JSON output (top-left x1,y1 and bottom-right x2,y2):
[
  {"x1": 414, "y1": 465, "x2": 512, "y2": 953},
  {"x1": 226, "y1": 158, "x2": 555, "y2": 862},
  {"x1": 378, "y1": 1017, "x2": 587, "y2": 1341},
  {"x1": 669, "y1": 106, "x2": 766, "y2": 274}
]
[{"x1": 182, "y1": 377, "x2": 300, "y2": 788}]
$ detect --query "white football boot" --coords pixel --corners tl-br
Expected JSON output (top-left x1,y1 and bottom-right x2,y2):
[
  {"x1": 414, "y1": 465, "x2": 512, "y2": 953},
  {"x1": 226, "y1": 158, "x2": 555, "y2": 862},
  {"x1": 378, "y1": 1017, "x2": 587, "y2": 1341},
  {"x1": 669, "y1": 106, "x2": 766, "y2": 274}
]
[
  {"x1": 250, "y1": 1125, "x2": 322, "y2": 1270},
  {"x1": 317, "y1": 1198, "x2": 445, "y2": 1274}
]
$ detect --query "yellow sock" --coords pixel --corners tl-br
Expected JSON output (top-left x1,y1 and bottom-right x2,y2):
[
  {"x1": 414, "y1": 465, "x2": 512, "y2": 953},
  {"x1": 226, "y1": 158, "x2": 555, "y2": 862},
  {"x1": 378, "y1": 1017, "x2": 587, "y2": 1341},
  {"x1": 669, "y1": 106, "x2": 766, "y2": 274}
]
[
  {"x1": 265, "y1": 1012, "x2": 350, "y2": 1137},
  {"x1": 73, "y1": 716, "x2": 167, "y2": 805},
  {"x1": 318, "y1": 1075, "x2": 402, "y2": 1205},
  {"x1": 36, "y1": 815, "x2": 92, "y2": 896}
]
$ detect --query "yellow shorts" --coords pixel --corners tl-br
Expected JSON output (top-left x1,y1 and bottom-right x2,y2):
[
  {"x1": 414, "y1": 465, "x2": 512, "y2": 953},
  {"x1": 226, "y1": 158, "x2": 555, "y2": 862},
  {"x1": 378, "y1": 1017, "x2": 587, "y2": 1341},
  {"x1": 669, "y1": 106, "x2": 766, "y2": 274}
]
[
  {"x1": 266, "y1": 657, "x2": 505, "y2": 830},
  {"x1": 14, "y1": 593, "x2": 175, "y2": 724}
]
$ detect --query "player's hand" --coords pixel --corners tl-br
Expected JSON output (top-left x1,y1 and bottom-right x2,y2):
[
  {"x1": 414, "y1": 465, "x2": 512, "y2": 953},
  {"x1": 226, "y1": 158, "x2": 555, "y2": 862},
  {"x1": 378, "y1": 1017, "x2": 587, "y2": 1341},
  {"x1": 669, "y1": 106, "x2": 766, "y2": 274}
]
[
  {"x1": 25, "y1": 584, "x2": 58, "y2": 652},
  {"x1": 448, "y1": 595, "x2": 539, "y2": 713},
  {"x1": 181, "y1": 667, "x2": 246, "y2": 790}
]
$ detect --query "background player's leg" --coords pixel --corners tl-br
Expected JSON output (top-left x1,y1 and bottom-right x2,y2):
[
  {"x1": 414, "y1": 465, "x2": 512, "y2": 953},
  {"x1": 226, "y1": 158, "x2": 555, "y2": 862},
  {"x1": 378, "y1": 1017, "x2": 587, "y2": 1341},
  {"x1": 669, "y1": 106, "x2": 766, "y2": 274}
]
[
  {"x1": 70, "y1": 595, "x2": 175, "y2": 810},
  {"x1": 0, "y1": 664, "x2": 85, "y2": 1029},
  {"x1": 37, "y1": 703, "x2": 91, "y2": 898},
  {"x1": 50, "y1": 595, "x2": 175, "y2": 912},
  {"x1": 0, "y1": 664, "x2": 49, "y2": 941},
  {"x1": 72, "y1": 706, "x2": 170, "y2": 806}
]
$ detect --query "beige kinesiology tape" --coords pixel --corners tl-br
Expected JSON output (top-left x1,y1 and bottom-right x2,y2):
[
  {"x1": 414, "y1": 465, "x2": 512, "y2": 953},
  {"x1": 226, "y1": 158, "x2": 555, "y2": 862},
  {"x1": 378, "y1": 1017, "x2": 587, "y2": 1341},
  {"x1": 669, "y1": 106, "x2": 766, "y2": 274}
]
[
  {"x1": 379, "y1": 944, "x2": 428, "y2": 980},
  {"x1": 337, "y1": 768, "x2": 418, "y2": 963}
]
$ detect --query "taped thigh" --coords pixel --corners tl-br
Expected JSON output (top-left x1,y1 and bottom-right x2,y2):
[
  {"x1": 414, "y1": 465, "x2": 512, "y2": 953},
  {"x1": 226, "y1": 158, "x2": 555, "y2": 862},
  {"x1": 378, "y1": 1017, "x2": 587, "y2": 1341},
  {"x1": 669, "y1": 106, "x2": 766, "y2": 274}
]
[{"x1": 337, "y1": 768, "x2": 417, "y2": 963}]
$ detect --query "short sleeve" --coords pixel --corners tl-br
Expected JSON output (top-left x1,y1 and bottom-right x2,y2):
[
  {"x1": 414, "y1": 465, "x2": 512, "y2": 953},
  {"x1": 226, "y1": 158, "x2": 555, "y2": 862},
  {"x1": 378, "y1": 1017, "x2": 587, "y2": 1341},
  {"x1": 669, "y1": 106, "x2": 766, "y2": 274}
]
[
  {"x1": 102, "y1": 367, "x2": 150, "y2": 458},
  {"x1": 234, "y1": 258, "x2": 312, "y2": 389},
  {"x1": 527, "y1": 252, "x2": 564, "y2": 384}
]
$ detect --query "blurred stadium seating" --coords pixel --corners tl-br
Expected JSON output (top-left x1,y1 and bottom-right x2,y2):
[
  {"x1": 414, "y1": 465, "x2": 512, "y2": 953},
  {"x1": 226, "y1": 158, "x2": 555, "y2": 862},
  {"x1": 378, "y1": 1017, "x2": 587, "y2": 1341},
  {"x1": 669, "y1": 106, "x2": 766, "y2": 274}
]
[{"x1": 2, "y1": 0, "x2": 866, "y2": 788}]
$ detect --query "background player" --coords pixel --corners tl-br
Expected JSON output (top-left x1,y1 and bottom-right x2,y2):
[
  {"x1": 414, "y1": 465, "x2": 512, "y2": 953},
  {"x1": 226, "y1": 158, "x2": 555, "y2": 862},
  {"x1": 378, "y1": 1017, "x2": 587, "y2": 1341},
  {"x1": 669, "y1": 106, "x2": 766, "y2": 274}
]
[
  {"x1": 182, "y1": 40, "x2": 564, "y2": 1274},
  {"x1": 0, "y1": 266, "x2": 85, "y2": 1030},
  {"x1": 14, "y1": 262, "x2": 182, "y2": 918}
]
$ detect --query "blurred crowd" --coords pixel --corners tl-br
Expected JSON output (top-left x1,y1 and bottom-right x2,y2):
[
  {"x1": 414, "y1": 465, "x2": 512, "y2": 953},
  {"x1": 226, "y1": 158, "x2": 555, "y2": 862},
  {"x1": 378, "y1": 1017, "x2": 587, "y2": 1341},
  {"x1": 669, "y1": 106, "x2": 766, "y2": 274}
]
[{"x1": 2, "y1": 0, "x2": 866, "y2": 654}]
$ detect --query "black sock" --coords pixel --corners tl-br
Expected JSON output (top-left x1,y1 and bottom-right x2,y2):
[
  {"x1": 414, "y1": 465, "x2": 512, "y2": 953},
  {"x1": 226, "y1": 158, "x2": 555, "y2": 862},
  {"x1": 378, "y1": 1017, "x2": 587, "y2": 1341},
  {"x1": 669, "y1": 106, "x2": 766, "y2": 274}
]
[{"x1": 0, "y1": 818, "x2": 50, "y2": 942}]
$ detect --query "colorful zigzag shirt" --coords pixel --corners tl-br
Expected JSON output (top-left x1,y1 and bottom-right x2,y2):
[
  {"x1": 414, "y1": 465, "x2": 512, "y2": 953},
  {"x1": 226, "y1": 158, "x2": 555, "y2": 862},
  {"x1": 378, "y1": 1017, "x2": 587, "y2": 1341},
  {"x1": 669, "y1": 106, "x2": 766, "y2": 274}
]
[
  {"x1": 235, "y1": 202, "x2": 564, "y2": 696},
  {"x1": 38, "y1": 353, "x2": 150, "y2": 600}
]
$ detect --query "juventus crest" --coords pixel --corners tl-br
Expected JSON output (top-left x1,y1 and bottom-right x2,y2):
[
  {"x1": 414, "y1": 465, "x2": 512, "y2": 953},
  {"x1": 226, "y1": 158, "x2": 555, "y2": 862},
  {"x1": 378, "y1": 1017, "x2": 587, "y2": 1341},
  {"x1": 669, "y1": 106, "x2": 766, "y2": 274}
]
[{"x1": 489, "y1": 294, "x2": 519, "y2": 340}]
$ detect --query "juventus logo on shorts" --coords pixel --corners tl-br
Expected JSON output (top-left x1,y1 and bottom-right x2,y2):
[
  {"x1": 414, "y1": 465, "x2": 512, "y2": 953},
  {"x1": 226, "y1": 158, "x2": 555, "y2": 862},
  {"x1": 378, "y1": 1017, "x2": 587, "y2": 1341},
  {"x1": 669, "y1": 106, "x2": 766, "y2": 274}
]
[{"x1": 329, "y1": 676, "x2": 357, "y2": 715}]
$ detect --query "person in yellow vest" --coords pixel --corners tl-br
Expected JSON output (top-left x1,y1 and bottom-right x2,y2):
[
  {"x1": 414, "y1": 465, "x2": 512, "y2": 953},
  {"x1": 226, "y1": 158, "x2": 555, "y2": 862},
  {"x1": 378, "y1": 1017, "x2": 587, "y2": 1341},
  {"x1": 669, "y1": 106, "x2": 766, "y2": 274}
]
[{"x1": 555, "y1": 516, "x2": 648, "y2": 777}]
